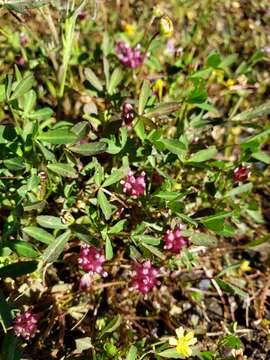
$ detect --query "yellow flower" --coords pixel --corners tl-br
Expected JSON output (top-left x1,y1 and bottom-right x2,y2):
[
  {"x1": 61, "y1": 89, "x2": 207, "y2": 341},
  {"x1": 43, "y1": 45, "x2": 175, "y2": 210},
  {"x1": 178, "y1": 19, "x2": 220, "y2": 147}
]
[
  {"x1": 240, "y1": 260, "x2": 251, "y2": 272},
  {"x1": 153, "y1": 79, "x2": 164, "y2": 99},
  {"x1": 224, "y1": 79, "x2": 235, "y2": 87},
  {"x1": 124, "y1": 23, "x2": 135, "y2": 36},
  {"x1": 169, "y1": 327, "x2": 197, "y2": 358},
  {"x1": 159, "y1": 16, "x2": 174, "y2": 37}
]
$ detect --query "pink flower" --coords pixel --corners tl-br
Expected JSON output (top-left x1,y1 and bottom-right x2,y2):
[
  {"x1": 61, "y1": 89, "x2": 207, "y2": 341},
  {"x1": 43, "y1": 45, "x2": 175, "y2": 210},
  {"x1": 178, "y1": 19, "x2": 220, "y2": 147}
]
[
  {"x1": 233, "y1": 166, "x2": 250, "y2": 182},
  {"x1": 79, "y1": 273, "x2": 92, "y2": 290},
  {"x1": 120, "y1": 171, "x2": 146, "y2": 198},
  {"x1": 132, "y1": 261, "x2": 159, "y2": 294},
  {"x1": 16, "y1": 56, "x2": 25, "y2": 67},
  {"x1": 78, "y1": 11, "x2": 87, "y2": 20},
  {"x1": 19, "y1": 33, "x2": 28, "y2": 46},
  {"x1": 13, "y1": 311, "x2": 38, "y2": 340},
  {"x1": 115, "y1": 42, "x2": 143, "y2": 68},
  {"x1": 78, "y1": 245, "x2": 108, "y2": 277},
  {"x1": 122, "y1": 102, "x2": 134, "y2": 128},
  {"x1": 163, "y1": 226, "x2": 188, "y2": 253}
]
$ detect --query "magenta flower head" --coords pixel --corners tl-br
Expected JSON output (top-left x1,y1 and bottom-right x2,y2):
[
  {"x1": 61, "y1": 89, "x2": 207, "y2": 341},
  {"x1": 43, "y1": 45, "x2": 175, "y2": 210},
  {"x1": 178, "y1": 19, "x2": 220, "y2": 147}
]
[
  {"x1": 78, "y1": 245, "x2": 108, "y2": 277},
  {"x1": 78, "y1": 10, "x2": 87, "y2": 20},
  {"x1": 115, "y1": 42, "x2": 143, "y2": 68},
  {"x1": 19, "y1": 33, "x2": 28, "y2": 46},
  {"x1": 120, "y1": 171, "x2": 146, "y2": 198},
  {"x1": 16, "y1": 56, "x2": 25, "y2": 67},
  {"x1": 233, "y1": 166, "x2": 250, "y2": 182},
  {"x1": 132, "y1": 261, "x2": 159, "y2": 295},
  {"x1": 13, "y1": 311, "x2": 38, "y2": 340},
  {"x1": 122, "y1": 102, "x2": 134, "y2": 128},
  {"x1": 163, "y1": 225, "x2": 188, "y2": 253}
]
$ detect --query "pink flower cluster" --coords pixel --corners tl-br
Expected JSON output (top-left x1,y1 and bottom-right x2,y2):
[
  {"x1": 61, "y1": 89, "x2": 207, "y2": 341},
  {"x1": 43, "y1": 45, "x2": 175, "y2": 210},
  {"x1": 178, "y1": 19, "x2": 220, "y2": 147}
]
[
  {"x1": 121, "y1": 171, "x2": 146, "y2": 198},
  {"x1": 13, "y1": 311, "x2": 38, "y2": 340},
  {"x1": 132, "y1": 261, "x2": 159, "y2": 295},
  {"x1": 163, "y1": 226, "x2": 188, "y2": 253},
  {"x1": 78, "y1": 245, "x2": 108, "y2": 277},
  {"x1": 115, "y1": 42, "x2": 143, "y2": 68}
]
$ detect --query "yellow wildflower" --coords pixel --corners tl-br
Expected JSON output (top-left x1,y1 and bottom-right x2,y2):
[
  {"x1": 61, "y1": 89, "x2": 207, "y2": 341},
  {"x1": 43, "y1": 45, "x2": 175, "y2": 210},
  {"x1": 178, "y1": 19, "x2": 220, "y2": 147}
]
[
  {"x1": 240, "y1": 260, "x2": 251, "y2": 272},
  {"x1": 124, "y1": 23, "x2": 135, "y2": 36},
  {"x1": 169, "y1": 327, "x2": 197, "y2": 358},
  {"x1": 153, "y1": 79, "x2": 164, "y2": 99},
  {"x1": 224, "y1": 79, "x2": 235, "y2": 87}
]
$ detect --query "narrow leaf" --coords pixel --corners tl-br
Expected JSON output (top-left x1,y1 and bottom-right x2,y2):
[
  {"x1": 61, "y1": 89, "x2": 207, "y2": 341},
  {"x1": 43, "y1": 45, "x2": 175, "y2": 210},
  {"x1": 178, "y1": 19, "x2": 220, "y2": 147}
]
[
  {"x1": 108, "y1": 68, "x2": 123, "y2": 95},
  {"x1": 97, "y1": 190, "x2": 112, "y2": 220},
  {"x1": 42, "y1": 230, "x2": 71, "y2": 264},
  {"x1": 0, "y1": 261, "x2": 38, "y2": 279},
  {"x1": 85, "y1": 68, "x2": 103, "y2": 91},
  {"x1": 69, "y1": 142, "x2": 107, "y2": 156},
  {"x1": 139, "y1": 80, "x2": 151, "y2": 115},
  {"x1": 188, "y1": 146, "x2": 217, "y2": 162},
  {"x1": 47, "y1": 163, "x2": 78, "y2": 178},
  {"x1": 37, "y1": 128, "x2": 78, "y2": 144},
  {"x1": 36, "y1": 215, "x2": 68, "y2": 229},
  {"x1": 23, "y1": 226, "x2": 54, "y2": 244}
]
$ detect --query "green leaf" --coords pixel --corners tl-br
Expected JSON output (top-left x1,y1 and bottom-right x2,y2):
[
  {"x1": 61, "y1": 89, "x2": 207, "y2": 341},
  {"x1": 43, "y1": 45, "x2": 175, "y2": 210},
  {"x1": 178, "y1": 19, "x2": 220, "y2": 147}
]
[
  {"x1": 97, "y1": 190, "x2": 112, "y2": 220},
  {"x1": 42, "y1": 230, "x2": 71, "y2": 264},
  {"x1": 105, "y1": 236, "x2": 113, "y2": 260},
  {"x1": 0, "y1": 261, "x2": 38, "y2": 279},
  {"x1": 126, "y1": 345, "x2": 138, "y2": 360},
  {"x1": 157, "y1": 348, "x2": 185, "y2": 358},
  {"x1": 102, "y1": 167, "x2": 128, "y2": 187},
  {"x1": 161, "y1": 139, "x2": 186, "y2": 156},
  {"x1": 9, "y1": 241, "x2": 39, "y2": 258},
  {"x1": 154, "y1": 191, "x2": 183, "y2": 201},
  {"x1": 215, "y1": 278, "x2": 248, "y2": 298},
  {"x1": 145, "y1": 102, "x2": 180, "y2": 118},
  {"x1": 134, "y1": 235, "x2": 160, "y2": 246},
  {"x1": 226, "y1": 183, "x2": 253, "y2": 197},
  {"x1": 37, "y1": 128, "x2": 78, "y2": 144},
  {"x1": 4, "y1": 157, "x2": 25, "y2": 171},
  {"x1": 206, "y1": 52, "x2": 221, "y2": 68},
  {"x1": 22, "y1": 89, "x2": 36, "y2": 115},
  {"x1": 108, "y1": 219, "x2": 127, "y2": 234},
  {"x1": 36, "y1": 215, "x2": 68, "y2": 229},
  {"x1": 69, "y1": 141, "x2": 107, "y2": 156},
  {"x1": 75, "y1": 337, "x2": 93, "y2": 353},
  {"x1": 139, "y1": 80, "x2": 151, "y2": 115},
  {"x1": 134, "y1": 117, "x2": 146, "y2": 141},
  {"x1": 232, "y1": 100, "x2": 270, "y2": 122},
  {"x1": 10, "y1": 73, "x2": 34, "y2": 100},
  {"x1": 220, "y1": 335, "x2": 242, "y2": 350},
  {"x1": 71, "y1": 121, "x2": 89, "y2": 137},
  {"x1": 140, "y1": 242, "x2": 166, "y2": 260},
  {"x1": 108, "y1": 68, "x2": 123, "y2": 95},
  {"x1": 244, "y1": 235, "x2": 269, "y2": 248},
  {"x1": 47, "y1": 163, "x2": 78, "y2": 178},
  {"x1": 100, "y1": 314, "x2": 122, "y2": 338},
  {"x1": 84, "y1": 67, "x2": 103, "y2": 92},
  {"x1": 188, "y1": 146, "x2": 217, "y2": 162},
  {"x1": 251, "y1": 151, "x2": 270, "y2": 164},
  {"x1": 29, "y1": 107, "x2": 53, "y2": 121},
  {"x1": 0, "y1": 289, "x2": 13, "y2": 328},
  {"x1": 23, "y1": 226, "x2": 54, "y2": 245},
  {"x1": 0, "y1": 333, "x2": 22, "y2": 360},
  {"x1": 191, "y1": 232, "x2": 217, "y2": 247}
]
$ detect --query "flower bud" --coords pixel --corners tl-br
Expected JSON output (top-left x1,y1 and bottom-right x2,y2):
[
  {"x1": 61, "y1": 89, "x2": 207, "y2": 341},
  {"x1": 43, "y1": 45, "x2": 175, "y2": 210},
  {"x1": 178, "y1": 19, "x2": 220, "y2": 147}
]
[
  {"x1": 233, "y1": 166, "x2": 250, "y2": 182},
  {"x1": 159, "y1": 16, "x2": 174, "y2": 37}
]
